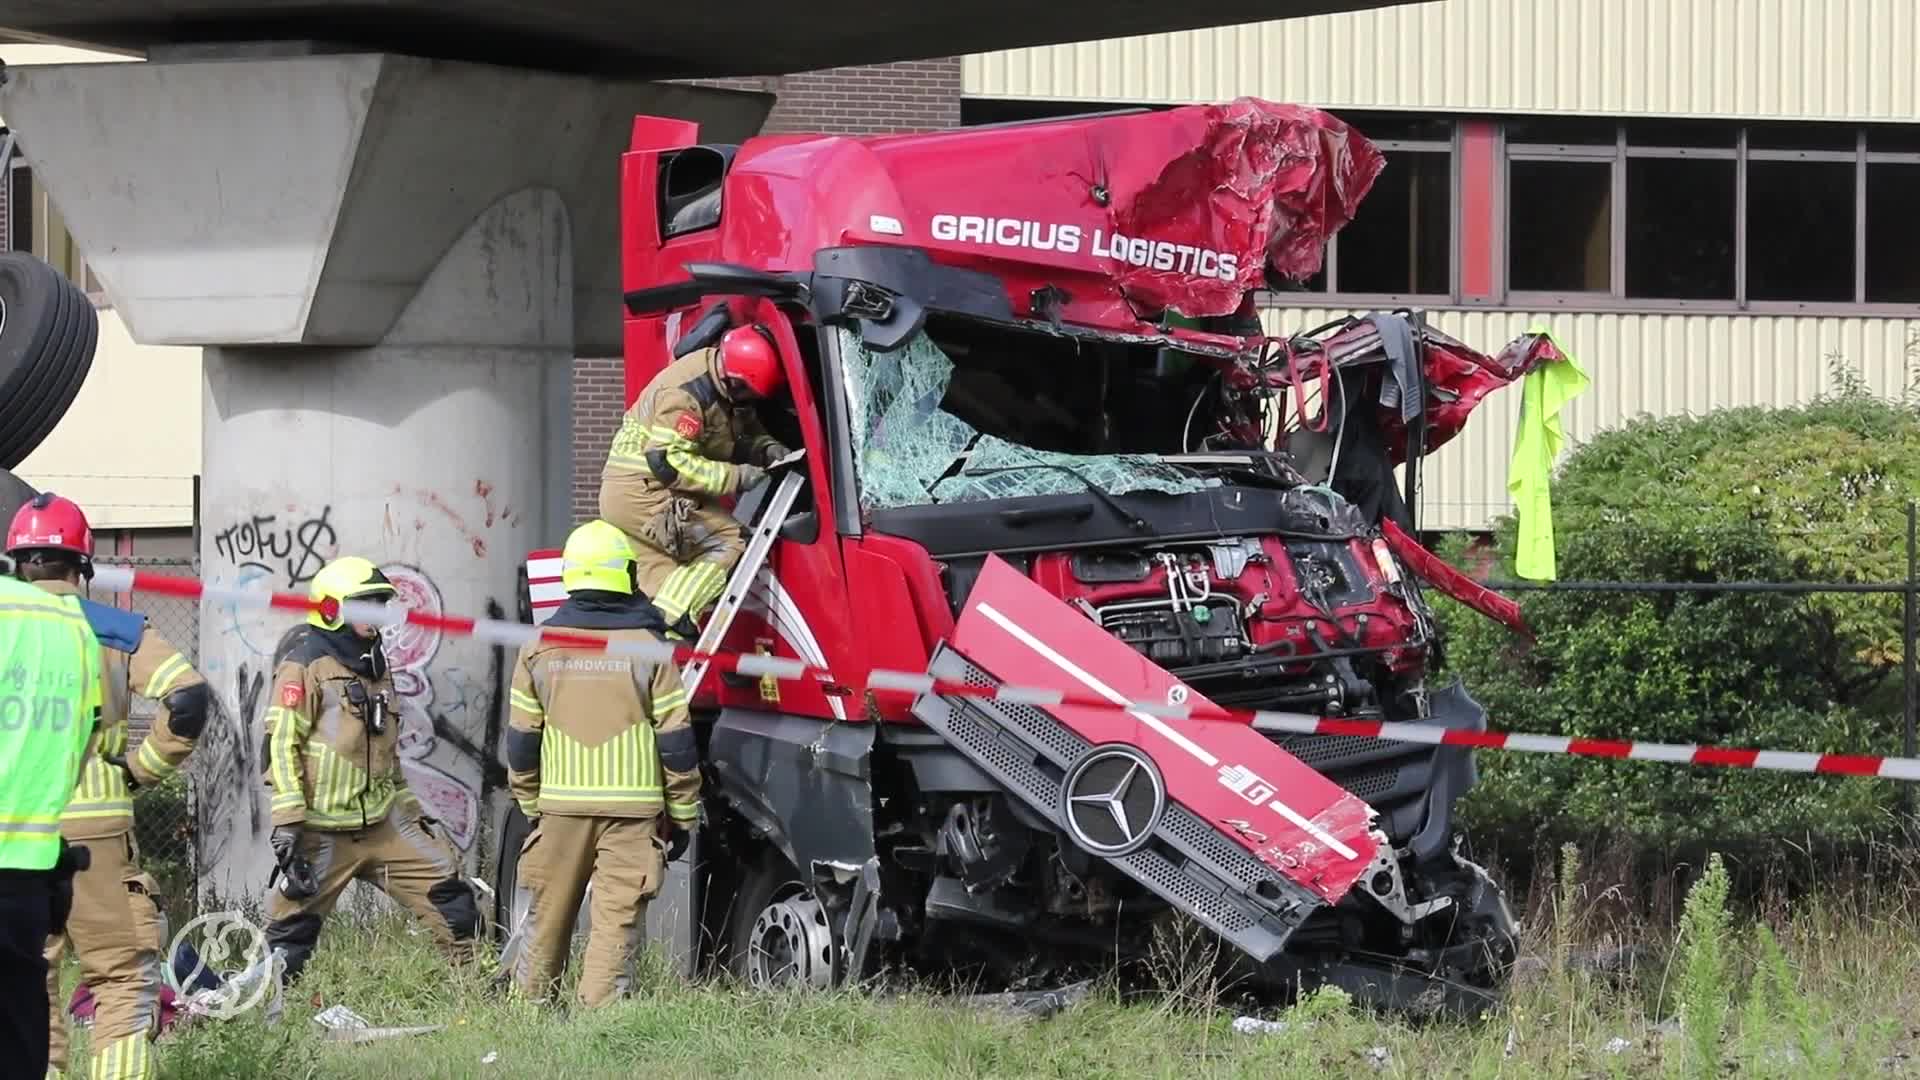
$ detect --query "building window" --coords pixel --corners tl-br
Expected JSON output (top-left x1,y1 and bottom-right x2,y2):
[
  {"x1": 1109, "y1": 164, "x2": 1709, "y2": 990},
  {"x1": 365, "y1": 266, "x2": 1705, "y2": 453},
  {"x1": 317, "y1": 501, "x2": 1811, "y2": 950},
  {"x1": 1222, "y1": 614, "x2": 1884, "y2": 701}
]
[
  {"x1": 1290, "y1": 111, "x2": 1457, "y2": 301},
  {"x1": 1508, "y1": 159, "x2": 1611, "y2": 292},
  {"x1": 1505, "y1": 118, "x2": 1920, "y2": 310},
  {"x1": 1866, "y1": 163, "x2": 1920, "y2": 303}
]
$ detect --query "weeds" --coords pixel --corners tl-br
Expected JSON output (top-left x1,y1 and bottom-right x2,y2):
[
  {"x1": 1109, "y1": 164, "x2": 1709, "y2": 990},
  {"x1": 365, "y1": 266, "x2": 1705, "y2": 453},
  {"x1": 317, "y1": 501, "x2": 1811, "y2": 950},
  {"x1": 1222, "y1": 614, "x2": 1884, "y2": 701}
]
[
  {"x1": 95, "y1": 851, "x2": 1919, "y2": 1079},
  {"x1": 1671, "y1": 852, "x2": 1733, "y2": 1077}
]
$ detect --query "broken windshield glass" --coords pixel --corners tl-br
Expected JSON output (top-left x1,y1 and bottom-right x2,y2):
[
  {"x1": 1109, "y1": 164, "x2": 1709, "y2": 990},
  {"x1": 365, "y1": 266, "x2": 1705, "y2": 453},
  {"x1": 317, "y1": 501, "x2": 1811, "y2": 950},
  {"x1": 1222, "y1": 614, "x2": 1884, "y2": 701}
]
[{"x1": 838, "y1": 327, "x2": 1218, "y2": 510}]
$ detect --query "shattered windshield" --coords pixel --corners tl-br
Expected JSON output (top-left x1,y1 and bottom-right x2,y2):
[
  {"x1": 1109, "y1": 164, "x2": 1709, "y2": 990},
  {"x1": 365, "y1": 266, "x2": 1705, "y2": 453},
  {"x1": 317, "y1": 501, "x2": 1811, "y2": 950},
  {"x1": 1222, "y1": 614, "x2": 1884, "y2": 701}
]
[{"x1": 838, "y1": 327, "x2": 1218, "y2": 510}]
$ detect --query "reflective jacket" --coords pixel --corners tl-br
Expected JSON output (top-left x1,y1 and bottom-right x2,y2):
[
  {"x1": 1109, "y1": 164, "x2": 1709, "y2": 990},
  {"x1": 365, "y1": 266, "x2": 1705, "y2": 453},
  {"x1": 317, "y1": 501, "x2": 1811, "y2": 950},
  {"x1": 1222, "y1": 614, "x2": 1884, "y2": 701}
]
[
  {"x1": 264, "y1": 627, "x2": 416, "y2": 832},
  {"x1": 602, "y1": 349, "x2": 782, "y2": 500},
  {"x1": 0, "y1": 577, "x2": 100, "y2": 869},
  {"x1": 506, "y1": 594, "x2": 701, "y2": 822},
  {"x1": 34, "y1": 579, "x2": 205, "y2": 840}
]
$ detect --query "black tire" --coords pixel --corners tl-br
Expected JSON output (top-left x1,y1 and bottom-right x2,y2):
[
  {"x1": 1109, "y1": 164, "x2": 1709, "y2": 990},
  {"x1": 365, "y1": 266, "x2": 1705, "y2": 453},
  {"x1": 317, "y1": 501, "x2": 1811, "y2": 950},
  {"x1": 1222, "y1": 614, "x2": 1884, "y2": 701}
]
[
  {"x1": 490, "y1": 803, "x2": 534, "y2": 940},
  {"x1": 0, "y1": 469, "x2": 36, "y2": 534},
  {"x1": 0, "y1": 253, "x2": 98, "y2": 470},
  {"x1": 720, "y1": 848, "x2": 830, "y2": 985}
]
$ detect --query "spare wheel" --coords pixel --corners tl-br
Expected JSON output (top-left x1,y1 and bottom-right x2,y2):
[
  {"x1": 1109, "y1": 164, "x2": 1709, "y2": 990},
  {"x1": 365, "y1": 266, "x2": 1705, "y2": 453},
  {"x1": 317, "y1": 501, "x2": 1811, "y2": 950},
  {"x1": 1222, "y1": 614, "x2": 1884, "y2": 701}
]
[{"x1": 0, "y1": 252, "x2": 98, "y2": 470}]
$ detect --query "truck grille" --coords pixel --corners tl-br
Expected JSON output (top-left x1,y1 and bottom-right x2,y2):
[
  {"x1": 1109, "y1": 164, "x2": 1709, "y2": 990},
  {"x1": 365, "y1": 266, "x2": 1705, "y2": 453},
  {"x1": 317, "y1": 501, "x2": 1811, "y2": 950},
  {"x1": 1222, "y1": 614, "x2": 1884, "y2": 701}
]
[{"x1": 913, "y1": 644, "x2": 1326, "y2": 963}]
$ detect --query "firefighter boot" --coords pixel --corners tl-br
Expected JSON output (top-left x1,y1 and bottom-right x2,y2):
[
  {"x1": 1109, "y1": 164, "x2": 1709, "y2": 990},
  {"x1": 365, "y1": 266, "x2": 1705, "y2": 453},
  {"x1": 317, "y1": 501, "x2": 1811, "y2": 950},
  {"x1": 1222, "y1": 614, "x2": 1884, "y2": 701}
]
[
  {"x1": 264, "y1": 816, "x2": 478, "y2": 984},
  {"x1": 514, "y1": 815, "x2": 666, "y2": 1007},
  {"x1": 45, "y1": 834, "x2": 165, "y2": 1080}
]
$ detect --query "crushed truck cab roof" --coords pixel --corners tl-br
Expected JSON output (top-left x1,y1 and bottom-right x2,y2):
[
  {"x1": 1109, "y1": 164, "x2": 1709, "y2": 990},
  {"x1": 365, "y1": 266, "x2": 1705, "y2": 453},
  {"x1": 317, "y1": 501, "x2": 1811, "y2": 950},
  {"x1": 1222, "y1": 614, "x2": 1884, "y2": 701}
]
[{"x1": 625, "y1": 98, "x2": 1385, "y2": 338}]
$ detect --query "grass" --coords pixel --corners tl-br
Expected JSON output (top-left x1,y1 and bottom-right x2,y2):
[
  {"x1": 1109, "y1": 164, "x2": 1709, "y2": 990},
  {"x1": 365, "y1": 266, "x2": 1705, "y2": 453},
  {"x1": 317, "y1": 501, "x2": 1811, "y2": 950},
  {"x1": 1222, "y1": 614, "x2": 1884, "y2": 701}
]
[{"x1": 67, "y1": 845, "x2": 1920, "y2": 1079}]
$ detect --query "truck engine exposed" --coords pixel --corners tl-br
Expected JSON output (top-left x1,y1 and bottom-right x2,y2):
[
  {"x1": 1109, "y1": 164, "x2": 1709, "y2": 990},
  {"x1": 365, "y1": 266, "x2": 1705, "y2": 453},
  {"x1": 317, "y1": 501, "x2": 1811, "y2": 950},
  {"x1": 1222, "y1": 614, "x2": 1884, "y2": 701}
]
[{"x1": 504, "y1": 98, "x2": 1565, "y2": 1015}]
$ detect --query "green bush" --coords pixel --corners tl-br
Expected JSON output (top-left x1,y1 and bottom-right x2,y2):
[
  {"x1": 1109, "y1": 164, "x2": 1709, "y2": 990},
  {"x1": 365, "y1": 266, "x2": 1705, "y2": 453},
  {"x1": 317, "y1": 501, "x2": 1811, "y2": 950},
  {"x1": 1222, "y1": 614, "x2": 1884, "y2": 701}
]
[{"x1": 1437, "y1": 378, "x2": 1920, "y2": 864}]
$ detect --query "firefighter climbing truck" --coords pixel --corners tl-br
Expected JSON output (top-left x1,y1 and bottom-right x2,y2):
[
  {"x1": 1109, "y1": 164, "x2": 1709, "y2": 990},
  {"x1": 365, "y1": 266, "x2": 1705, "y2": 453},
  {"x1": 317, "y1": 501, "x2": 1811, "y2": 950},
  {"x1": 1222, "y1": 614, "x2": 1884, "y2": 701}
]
[{"x1": 506, "y1": 98, "x2": 1567, "y2": 1014}]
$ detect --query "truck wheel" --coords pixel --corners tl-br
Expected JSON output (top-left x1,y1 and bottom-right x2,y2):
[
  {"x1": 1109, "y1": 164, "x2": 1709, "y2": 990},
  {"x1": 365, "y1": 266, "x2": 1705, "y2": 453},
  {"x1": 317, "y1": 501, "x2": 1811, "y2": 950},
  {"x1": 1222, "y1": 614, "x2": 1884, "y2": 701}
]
[
  {"x1": 725, "y1": 851, "x2": 838, "y2": 991},
  {"x1": 0, "y1": 253, "x2": 98, "y2": 470},
  {"x1": 489, "y1": 804, "x2": 534, "y2": 940}
]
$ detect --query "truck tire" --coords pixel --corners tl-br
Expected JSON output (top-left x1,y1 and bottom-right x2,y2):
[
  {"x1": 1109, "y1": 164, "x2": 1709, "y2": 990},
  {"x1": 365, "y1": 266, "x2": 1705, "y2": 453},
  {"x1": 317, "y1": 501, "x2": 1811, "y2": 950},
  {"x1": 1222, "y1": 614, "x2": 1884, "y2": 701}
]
[
  {"x1": 722, "y1": 849, "x2": 839, "y2": 991},
  {"x1": 490, "y1": 803, "x2": 534, "y2": 940},
  {"x1": 0, "y1": 253, "x2": 98, "y2": 470}
]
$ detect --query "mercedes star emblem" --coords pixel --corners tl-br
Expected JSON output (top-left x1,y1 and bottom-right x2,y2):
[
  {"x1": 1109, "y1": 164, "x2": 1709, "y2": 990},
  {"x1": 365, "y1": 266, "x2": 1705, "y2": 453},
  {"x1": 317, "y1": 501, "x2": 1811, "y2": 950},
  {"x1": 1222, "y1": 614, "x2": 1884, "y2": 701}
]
[{"x1": 1061, "y1": 744, "x2": 1166, "y2": 857}]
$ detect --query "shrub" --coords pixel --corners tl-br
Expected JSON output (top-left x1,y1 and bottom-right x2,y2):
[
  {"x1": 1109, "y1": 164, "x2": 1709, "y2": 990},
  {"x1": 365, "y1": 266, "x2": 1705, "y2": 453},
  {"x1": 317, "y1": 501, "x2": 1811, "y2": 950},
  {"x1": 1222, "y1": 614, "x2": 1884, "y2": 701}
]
[{"x1": 1437, "y1": 379, "x2": 1920, "y2": 866}]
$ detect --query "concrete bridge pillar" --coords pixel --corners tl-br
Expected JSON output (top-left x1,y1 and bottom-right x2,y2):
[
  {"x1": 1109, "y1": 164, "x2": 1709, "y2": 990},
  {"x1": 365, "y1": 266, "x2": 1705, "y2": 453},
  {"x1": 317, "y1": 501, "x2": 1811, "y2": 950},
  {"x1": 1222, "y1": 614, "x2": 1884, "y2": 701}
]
[{"x1": 0, "y1": 54, "x2": 769, "y2": 907}]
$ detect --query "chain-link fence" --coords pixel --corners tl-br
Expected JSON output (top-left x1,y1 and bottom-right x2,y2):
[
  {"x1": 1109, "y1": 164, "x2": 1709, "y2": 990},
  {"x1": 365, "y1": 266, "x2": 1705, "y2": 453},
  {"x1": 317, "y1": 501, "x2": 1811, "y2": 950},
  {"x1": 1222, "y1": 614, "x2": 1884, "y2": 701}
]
[{"x1": 97, "y1": 555, "x2": 205, "y2": 928}]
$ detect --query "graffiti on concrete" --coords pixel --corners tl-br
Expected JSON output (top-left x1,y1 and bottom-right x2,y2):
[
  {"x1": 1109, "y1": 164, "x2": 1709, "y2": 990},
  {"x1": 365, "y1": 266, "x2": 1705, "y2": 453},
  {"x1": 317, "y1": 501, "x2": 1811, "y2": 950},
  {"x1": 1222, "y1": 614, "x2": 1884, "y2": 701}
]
[
  {"x1": 201, "y1": 482, "x2": 519, "y2": 884},
  {"x1": 202, "y1": 565, "x2": 283, "y2": 668},
  {"x1": 212, "y1": 506, "x2": 338, "y2": 590},
  {"x1": 380, "y1": 562, "x2": 482, "y2": 851},
  {"x1": 192, "y1": 624, "x2": 303, "y2": 872},
  {"x1": 386, "y1": 484, "x2": 519, "y2": 561}
]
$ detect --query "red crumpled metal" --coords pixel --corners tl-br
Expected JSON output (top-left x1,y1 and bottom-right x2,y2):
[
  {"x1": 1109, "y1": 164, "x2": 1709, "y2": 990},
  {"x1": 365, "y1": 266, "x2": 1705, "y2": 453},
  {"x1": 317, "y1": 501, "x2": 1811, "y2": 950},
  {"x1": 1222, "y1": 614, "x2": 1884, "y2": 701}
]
[
  {"x1": 1099, "y1": 98, "x2": 1385, "y2": 317},
  {"x1": 1380, "y1": 518, "x2": 1535, "y2": 642}
]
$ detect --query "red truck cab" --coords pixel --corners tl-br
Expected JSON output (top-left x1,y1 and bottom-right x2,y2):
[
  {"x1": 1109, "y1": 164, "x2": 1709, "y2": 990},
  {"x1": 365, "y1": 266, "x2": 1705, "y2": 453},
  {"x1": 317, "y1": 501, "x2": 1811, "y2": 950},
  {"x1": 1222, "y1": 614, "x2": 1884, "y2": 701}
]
[{"x1": 519, "y1": 99, "x2": 1559, "y2": 1011}]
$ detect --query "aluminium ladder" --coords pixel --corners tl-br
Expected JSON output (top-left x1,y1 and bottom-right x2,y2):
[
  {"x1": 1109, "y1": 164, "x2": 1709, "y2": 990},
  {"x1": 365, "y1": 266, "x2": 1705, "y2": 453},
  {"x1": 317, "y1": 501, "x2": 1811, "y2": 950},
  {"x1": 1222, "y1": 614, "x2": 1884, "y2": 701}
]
[{"x1": 676, "y1": 450, "x2": 807, "y2": 695}]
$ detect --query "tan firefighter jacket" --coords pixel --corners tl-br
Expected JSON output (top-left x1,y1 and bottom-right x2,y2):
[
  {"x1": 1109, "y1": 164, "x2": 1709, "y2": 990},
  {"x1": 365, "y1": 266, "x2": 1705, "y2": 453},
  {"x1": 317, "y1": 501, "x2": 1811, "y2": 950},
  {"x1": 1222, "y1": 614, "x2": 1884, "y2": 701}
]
[
  {"x1": 506, "y1": 614, "x2": 702, "y2": 823},
  {"x1": 34, "y1": 579, "x2": 205, "y2": 840},
  {"x1": 264, "y1": 627, "x2": 417, "y2": 832},
  {"x1": 602, "y1": 348, "x2": 784, "y2": 500}
]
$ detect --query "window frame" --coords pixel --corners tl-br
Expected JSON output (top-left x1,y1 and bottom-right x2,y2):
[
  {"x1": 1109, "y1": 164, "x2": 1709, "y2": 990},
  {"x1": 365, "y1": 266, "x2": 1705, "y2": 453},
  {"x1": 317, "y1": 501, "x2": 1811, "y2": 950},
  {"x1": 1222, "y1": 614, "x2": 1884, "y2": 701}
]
[
  {"x1": 1282, "y1": 130, "x2": 1462, "y2": 307},
  {"x1": 1501, "y1": 122, "x2": 1920, "y2": 316}
]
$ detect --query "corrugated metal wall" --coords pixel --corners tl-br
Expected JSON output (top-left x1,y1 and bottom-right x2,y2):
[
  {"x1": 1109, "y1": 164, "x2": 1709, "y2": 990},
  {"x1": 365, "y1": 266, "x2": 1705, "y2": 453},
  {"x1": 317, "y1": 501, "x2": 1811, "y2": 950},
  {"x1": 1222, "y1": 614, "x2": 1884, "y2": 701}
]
[
  {"x1": 1261, "y1": 307, "x2": 1920, "y2": 531},
  {"x1": 964, "y1": 0, "x2": 1920, "y2": 122}
]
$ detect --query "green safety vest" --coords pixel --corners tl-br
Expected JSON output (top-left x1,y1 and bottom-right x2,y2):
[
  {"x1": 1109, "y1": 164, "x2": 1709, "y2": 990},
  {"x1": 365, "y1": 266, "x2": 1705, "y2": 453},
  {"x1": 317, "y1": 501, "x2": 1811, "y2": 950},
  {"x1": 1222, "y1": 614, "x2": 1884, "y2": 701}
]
[{"x1": 0, "y1": 575, "x2": 102, "y2": 870}]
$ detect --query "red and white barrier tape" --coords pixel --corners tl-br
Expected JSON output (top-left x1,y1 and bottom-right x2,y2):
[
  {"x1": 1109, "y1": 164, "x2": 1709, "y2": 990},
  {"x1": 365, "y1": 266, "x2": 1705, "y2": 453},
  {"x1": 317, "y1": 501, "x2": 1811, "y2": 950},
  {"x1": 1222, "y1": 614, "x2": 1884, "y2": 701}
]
[{"x1": 87, "y1": 563, "x2": 1920, "y2": 784}]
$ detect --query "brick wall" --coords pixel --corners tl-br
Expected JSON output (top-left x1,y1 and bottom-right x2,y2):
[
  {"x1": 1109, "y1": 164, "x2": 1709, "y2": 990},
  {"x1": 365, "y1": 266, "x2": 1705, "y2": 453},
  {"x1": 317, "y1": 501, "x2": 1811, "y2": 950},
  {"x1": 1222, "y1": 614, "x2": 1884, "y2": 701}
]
[
  {"x1": 571, "y1": 356, "x2": 627, "y2": 525},
  {"x1": 569, "y1": 58, "x2": 964, "y2": 526}
]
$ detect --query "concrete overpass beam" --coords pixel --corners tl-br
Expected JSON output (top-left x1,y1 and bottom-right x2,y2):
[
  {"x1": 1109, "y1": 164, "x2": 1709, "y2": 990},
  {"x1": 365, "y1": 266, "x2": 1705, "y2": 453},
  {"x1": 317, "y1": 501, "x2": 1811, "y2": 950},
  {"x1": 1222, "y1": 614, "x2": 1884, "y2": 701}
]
[{"x1": 0, "y1": 55, "x2": 769, "y2": 905}]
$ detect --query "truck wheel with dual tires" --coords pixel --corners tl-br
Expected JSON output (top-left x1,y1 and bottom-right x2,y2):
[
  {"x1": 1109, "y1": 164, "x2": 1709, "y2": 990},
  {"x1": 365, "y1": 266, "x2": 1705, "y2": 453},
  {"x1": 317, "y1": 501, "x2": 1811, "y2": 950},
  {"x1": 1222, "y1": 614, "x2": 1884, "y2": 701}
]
[
  {"x1": 0, "y1": 252, "x2": 98, "y2": 470},
  {"x1": 723, "y1": 849, "x2": 839, "y2": 991}
]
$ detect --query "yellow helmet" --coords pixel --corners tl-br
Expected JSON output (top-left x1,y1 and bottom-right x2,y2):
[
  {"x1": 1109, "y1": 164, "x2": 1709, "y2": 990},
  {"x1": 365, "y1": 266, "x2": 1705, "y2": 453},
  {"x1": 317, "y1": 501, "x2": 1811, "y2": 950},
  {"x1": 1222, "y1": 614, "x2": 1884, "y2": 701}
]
[
  {"x1": 562, "y1": 520, "x2": 638, "y2": 595},
  {"x1": 307, "y1": 555, "x2": 397, "y2": 630}
]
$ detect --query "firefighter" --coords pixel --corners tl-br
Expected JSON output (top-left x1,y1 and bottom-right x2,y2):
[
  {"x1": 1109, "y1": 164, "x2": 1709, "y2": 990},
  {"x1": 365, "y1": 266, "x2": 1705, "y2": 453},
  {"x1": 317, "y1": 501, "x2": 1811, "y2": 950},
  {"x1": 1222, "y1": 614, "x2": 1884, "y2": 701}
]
[
  {"x1": 7, "y1": 493, "x2": 208, "y2": 1080},
  {"x1": 599, "y1": 323, "x2": 791, "y2": 639},
  {"x1": 0, "y1": 560, "x2": 102, "y2": 1079},
  {"x1": 507, "y1": 519, "x2": 702, "y2": 1006},
  {"x1": 261, "y1": 555, "x2": 478, "y2": 983}
]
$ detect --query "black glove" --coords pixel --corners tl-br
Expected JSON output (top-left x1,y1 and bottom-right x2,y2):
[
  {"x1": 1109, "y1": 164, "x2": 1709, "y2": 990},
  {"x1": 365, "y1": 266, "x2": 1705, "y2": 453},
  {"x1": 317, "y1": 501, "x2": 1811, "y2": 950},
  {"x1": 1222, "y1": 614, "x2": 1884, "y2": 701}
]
[
  {"x1": 271, "y1": 824, "x2": 302, "y2": 864},
  {"x1": 664, "y1": 824, "x2": 692, "y2": 863},
  {"x1": 106, "y1": 752, "x2": 139, "y2": 792},
  {"x1": 734, "y1": 463, "x2": 768, "y2": 492},
  {"x1": 759, "y1": 441, "x2": 793, "y2": 468}
]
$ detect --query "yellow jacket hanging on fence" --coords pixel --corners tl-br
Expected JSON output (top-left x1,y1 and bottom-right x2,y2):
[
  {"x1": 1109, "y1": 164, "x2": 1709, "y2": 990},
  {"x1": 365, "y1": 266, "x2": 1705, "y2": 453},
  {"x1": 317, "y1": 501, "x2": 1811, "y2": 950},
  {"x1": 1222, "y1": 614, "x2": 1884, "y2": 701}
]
[
  {"x1": 505, "y1": 601, "x2": 702, "y2": 823},
  {"x1": 1508, "y1": 327, "x2": 1591, "y2": 582},
  {"x1": 32, "y1": 579, "x2": 207, "y2": 840},
  {"x1": 263, "y1": 626, "x2": 418, "y2": 831}
]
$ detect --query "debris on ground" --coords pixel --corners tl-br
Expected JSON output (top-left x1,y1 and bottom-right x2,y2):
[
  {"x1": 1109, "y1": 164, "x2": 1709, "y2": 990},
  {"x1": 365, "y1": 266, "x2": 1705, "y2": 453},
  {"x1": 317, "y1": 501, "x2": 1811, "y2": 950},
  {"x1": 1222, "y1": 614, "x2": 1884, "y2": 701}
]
[
  {"x1": 958, "y1": 980, "x2": 1092, "y2": 1021},
  {"x1": 1232, "y1": 1016, "x2": 1289, "y2": 1036},
  {"x1": 313, "y1": 1003, "x2": 444, "y2": 1044},
  {"x1": 1604, "y1": 1036, "x2": 1633, "y2": 1055}
]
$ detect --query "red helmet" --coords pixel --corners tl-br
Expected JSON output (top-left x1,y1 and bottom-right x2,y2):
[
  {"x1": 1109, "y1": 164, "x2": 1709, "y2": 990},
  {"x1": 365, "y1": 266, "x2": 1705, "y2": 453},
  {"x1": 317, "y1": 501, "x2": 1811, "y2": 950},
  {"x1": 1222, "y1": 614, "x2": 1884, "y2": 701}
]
[
  {"x1": 6, "y1": 492, "x2": 95, "y2": 577},
  {"x1": 719, "y1": 324, "x2": 784, "y2": 398}
]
